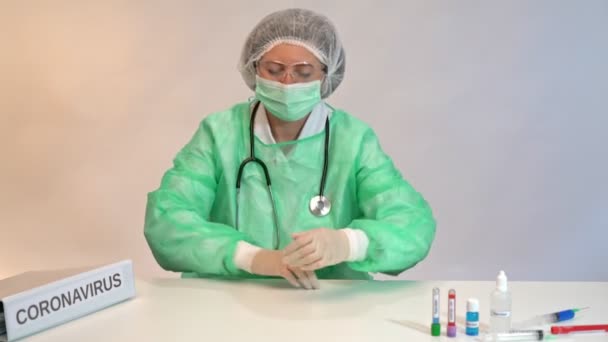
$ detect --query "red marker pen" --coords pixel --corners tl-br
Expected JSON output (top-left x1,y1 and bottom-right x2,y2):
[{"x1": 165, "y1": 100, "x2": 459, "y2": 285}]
[{"x1": 551, "y1": 324, "x2": 608, "y2": 335}]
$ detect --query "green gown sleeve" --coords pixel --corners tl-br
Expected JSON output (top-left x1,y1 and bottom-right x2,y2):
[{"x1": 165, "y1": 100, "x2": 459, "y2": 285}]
[
  {"x1": 346, "y1": 128, "x2": 436, "y2": 275},
  {"x1": 144, "y1": 118, "x2": 251, "y2": 276}
]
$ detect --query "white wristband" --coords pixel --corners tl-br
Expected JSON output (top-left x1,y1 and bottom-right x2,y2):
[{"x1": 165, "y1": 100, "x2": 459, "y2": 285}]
[
  {"x1": 233, "y1": 241, "x2": 262, "y2": 273},
  {"x1": 340, "y1": 228, "x2": 369, "y2": 262}
]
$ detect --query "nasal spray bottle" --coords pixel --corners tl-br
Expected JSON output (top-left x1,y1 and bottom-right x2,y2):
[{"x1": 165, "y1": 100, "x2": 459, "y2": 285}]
[{"x1": 490, "y1": 270, "x2": 512, "y2": 333}]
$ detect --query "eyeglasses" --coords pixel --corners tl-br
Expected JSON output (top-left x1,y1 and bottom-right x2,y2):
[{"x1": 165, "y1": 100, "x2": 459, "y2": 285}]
[{"x1": 255, "y1": 60, "x2": 326, "y2": 83}]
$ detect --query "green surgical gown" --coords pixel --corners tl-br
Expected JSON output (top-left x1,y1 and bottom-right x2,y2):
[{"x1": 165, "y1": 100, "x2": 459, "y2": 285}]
[{"x1": 144, "y1": 102, "x2": 436, "y2": 279}]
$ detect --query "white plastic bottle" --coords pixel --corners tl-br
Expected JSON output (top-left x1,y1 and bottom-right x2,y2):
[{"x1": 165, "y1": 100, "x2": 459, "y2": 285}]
[{"x1": 490, "y1": 270, "x2": 512, "y2": 333}]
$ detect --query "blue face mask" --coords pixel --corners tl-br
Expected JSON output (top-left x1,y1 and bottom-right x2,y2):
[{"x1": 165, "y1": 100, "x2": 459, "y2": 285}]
[{"x1": 255, "y1": 75, "x2": 322, "y2": 122}]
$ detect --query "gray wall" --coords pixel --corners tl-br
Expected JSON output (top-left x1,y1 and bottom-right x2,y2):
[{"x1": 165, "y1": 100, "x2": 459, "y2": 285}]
[{"x1": 1, "y1": 0, "x2": 606, "y2": 281}]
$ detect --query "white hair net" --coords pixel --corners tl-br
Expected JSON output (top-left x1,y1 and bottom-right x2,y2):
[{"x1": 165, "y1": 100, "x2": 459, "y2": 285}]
[{"x1": 238, "y1": 8, "x2": 346, "y2": 99}]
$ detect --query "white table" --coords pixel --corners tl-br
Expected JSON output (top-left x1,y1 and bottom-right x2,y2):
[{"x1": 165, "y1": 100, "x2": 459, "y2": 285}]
[{"x1": 24, "y1": 278, "x2": 608, "y2": 341}]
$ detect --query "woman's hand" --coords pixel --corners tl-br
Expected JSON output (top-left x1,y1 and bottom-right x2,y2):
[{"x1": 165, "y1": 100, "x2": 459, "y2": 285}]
[
  {"x1": 283, "y1": 228, "x2": 350, "y2": 271},
  {"x1": 250, "y1": 249, "x2": 319, "y2": 289}
]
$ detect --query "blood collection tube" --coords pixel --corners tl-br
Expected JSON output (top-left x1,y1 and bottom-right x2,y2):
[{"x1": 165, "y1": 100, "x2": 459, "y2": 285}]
[
  {"x1": 448, "y1": 289, "x2": 457, "y2": 337},
  {"x1": 431, "y1": 288, "x2": 441, "y2": 336}
]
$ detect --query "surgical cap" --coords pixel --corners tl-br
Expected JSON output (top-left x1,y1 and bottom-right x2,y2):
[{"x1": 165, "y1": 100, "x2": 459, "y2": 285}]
[{"x1": 238, "y1": 8, "x2": 346, "y2": 99}]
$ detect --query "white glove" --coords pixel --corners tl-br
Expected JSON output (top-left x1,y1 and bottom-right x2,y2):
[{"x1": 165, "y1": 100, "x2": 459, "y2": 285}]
[
  {"x1": 250, "y1": 249, "x2": 320, "y2": 290},
  {"x1": 282, "y1": 228, "x2": 350, "y2": 271}
]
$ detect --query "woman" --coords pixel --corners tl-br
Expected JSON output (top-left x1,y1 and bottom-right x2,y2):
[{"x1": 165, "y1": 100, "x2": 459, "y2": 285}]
[{"x1": 144, "y1": 8, "x2": 436, "y2": 290}]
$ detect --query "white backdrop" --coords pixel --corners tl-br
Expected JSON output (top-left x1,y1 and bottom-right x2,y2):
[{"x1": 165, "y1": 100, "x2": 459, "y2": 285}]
[{"x1": 1, "y1": 0, "x2": 607, "y2": 281}]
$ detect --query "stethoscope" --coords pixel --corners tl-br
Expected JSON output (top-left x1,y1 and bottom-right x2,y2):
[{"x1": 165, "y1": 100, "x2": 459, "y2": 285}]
[{"x1": 235, "y1": 100, "x2": 331, "y2": 248}]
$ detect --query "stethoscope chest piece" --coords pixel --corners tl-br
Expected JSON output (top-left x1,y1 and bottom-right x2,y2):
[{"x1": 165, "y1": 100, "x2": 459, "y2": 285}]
[{"x1": 309, "y1": 195, "x2": 331, "y2": 217}]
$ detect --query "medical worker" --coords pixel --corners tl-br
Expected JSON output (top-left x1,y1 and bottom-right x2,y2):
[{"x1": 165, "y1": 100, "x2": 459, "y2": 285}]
[{"x1": 144, "y1": 8, "x2": 436, "y2": 289}]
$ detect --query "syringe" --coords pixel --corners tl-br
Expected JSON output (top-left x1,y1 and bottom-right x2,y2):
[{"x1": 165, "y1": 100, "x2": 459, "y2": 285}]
[
  {"x1": 513, "y1": 307, "x2": 589, "y2": 328},
  {"x1": 483, "y1": 330, "x2": 547, "y2": 341}
]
